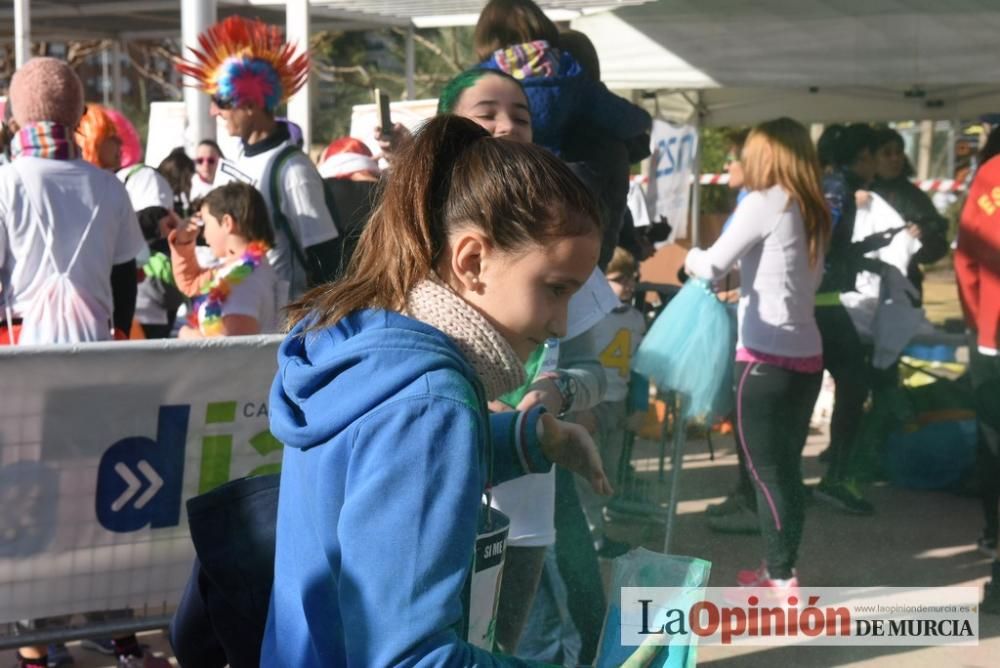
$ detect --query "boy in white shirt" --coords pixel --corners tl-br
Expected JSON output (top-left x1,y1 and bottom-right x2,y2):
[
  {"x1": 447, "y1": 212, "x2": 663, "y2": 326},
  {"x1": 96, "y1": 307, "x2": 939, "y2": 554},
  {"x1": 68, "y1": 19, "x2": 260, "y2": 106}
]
[{"x1": 170, "y1": 182, "x2": 281, "y2": 337}]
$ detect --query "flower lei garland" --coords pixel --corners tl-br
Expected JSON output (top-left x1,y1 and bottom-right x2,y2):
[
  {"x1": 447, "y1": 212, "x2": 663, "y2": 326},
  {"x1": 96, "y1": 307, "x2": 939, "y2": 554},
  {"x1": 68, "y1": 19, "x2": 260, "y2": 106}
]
[{"x1": 190, "y1": 241, "x2": 269, "y2": 335}]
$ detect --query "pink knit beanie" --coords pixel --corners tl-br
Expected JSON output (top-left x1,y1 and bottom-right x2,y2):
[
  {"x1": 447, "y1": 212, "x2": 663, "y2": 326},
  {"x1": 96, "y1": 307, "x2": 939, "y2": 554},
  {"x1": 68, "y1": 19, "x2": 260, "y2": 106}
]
[{"x1": 9, "y1": 57, "x2": 85, "y2": 128}]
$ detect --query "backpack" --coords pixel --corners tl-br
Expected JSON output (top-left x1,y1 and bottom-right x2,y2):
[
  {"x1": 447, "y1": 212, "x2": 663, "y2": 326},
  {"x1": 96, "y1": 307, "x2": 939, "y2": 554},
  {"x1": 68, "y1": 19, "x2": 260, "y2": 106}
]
[
  {"x1": 11, "y1": 162, "x2": 111, "y2": 344},
  {"x1": 268, "y1": 145, "x2": 344, "y2": 287}
]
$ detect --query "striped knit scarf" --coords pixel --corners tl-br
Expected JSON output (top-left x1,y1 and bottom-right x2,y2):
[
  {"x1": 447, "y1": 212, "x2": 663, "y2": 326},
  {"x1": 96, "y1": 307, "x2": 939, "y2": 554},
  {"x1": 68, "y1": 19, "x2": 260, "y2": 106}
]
[
  {"x1": 11, "y1": 122, "x2": 81, "y2": 160},
  {"x1": 492, "y1": 40, "x2": 561, "y2": 80}
]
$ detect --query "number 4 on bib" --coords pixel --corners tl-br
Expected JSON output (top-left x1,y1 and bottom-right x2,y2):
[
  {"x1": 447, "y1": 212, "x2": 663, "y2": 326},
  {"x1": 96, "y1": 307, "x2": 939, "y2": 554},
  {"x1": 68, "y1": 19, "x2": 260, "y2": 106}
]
[{"x1": 599, "y1": 328, "x2": 633, "y2": 378}]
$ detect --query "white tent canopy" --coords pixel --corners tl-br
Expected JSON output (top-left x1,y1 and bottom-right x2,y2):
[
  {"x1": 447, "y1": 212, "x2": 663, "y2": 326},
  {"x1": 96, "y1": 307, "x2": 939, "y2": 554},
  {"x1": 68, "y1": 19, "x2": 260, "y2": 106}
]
[{"x1": 572, "y1": 0, "x2": 1000, "y2": 124}]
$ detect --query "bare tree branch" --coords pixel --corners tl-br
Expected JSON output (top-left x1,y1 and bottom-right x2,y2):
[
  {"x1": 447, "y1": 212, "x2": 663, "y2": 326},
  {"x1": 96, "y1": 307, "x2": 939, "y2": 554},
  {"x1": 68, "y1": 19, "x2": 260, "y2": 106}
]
[
  {"x1": 312, "y1": 61, "x2": 373, "y2": 86},
  {"x1": 390, "y1": 28, "x2": 463, "y2": 74},
  {"x1": 65, "y1": 40, "x2": 111, "y2": 67},
  {"x1": 124, "y1": 42, "x2": 182, "y2": 99}
]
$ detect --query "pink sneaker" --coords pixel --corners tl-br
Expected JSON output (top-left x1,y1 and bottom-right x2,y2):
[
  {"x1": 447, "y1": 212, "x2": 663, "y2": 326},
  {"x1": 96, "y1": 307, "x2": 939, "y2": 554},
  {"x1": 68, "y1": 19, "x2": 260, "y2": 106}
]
[
  {"x1": 737, "y1": 562, "x2": 767, "y2": 586},
  {"x1": 738, "y1": 565, "x2": 799, "y2": 590}
]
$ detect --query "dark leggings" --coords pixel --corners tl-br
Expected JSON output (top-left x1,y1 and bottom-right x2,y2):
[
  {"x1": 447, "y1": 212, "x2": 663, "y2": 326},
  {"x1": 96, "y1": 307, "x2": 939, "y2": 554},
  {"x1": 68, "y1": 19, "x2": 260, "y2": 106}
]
[
  {"x1": 970, "y1": 347, "x2": 1000, "y2": 540},
  {"x1": 734, "y1": 422, "x2": 758, "y2": 510},
  {"x1": 735, "y1": 361, "x2": 822, "y2": 579},
  {"x1": 816, "y1": 305, "x2": 870, "y2": 480}
]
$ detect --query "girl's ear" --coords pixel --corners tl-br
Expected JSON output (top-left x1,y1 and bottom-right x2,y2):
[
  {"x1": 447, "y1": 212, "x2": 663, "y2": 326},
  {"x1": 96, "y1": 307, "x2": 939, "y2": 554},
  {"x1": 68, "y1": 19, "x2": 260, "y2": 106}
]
[{"x1": 448, "y1": 230, "x2": 490, "y2": 294}]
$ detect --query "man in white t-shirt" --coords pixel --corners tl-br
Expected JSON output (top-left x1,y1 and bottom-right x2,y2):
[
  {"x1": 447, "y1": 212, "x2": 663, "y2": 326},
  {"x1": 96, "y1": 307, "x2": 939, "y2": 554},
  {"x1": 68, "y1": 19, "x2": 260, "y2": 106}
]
[
  {"x1": 0, "y1": 58, "x2": 144, "y2": 345},
  {"x1": 177, "y1": 16, "x2": 339, "y2": 299}
]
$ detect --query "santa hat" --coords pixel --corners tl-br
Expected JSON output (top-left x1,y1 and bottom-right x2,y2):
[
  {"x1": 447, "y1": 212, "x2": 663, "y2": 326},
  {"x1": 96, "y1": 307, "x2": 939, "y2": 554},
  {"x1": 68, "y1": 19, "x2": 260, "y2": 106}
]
[
  {"x1": 9, "y1": 57, "x2": 85, "y2": 127},
  {"x1": 318, "y1": 137, "x2": 379, "y2": 179}
]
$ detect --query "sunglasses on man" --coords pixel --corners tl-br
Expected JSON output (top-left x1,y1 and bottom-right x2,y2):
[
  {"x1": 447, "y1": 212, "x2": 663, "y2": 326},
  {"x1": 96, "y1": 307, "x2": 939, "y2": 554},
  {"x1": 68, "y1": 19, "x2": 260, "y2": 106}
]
[
  {"x1": 196, "y1": 157, "x2": 218, "y2": 165},
  {"x1": 211, "y1": 95, "x2": 234, "y2": 110}
]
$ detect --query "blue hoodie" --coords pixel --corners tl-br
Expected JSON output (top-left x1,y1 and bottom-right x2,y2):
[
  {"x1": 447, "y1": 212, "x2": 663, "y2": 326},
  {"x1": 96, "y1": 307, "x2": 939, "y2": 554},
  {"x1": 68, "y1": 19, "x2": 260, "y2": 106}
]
[{"x1": 262, "y1": 309, "x2": 550, "y2": 666}]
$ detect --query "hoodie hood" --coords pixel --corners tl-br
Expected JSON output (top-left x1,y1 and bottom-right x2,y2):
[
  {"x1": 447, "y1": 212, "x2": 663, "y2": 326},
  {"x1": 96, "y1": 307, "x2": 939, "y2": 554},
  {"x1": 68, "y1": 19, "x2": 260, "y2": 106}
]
[
  {"x1": 270, "y1": 309, "x2": 479, "y2": 451},
  {"x1": 479, "y1": 42, "x2": 585, "y2": 153}
]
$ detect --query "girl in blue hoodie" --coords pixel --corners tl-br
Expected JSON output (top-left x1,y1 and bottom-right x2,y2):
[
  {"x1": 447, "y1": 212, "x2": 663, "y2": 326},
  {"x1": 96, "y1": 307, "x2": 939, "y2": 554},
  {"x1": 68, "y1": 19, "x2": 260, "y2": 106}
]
[{"x1": 262, "y1": 115, "x2": 613, "y2": 666}]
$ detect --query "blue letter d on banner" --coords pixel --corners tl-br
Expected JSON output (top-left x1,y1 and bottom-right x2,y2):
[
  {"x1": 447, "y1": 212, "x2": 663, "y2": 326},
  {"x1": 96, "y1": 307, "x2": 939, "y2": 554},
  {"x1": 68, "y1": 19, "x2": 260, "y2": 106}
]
[{"x1": 96, "y1": 405, "x2": 189, "y2": 533}]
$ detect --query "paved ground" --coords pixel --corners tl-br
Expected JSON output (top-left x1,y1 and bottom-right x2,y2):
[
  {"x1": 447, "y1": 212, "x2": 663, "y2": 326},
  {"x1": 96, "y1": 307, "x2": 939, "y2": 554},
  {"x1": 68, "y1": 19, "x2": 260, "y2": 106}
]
[{"x1": 604, "y1": 424, "x2": 999, "y2": 668}]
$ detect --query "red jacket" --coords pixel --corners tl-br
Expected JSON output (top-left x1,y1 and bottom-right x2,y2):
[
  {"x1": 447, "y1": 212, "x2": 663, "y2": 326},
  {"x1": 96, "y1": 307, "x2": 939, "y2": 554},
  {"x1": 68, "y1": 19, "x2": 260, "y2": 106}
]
[{"x1": 955, "y1": 156, "x2": 1000, "y2": 354}]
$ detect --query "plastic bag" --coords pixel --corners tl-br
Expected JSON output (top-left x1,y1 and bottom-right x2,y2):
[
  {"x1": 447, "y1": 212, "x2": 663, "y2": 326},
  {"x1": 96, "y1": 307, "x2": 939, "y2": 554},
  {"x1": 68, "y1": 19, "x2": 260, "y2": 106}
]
[
  {"x1": 634, "y1": 279, "x2": 736, "y2": 420},
  {"x1": 595, "y1": 548, "x2": 711, "y2": 668}
]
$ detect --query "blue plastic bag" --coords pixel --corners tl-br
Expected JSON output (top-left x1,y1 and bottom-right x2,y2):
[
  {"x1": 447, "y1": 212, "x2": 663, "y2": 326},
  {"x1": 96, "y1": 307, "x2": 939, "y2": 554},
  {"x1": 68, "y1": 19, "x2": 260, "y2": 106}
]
[
  {"x1": 595, "y1": 548, "x2": 712, "y2": 668},
  {"x1": 634, "y1": 279, "x2": 736, "y2": 420}
]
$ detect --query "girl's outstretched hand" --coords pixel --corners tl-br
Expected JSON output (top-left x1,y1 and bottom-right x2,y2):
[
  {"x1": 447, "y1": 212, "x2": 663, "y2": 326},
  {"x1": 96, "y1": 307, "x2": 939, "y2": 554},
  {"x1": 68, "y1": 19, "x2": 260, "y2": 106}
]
[{"x1": 537, "y1": 412, "x2": 613, "y2": 496}]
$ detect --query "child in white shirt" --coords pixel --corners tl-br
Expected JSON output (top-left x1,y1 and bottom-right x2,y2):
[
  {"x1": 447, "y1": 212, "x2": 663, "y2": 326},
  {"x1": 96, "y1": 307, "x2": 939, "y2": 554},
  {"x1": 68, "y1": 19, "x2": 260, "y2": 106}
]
[
  {"x1": 169, "y1": 182, "x2": 282, "y2": 337},
  {"x1": 576, "y1": 247, "x2": 647, "y2": 555}
]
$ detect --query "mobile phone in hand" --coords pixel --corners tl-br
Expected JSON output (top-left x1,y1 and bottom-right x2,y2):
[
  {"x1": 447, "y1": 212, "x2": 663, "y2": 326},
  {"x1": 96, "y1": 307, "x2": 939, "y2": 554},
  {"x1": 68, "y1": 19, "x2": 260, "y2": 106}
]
[{"x1": 375, "y1": 89, "x2": 392, "y2": 137}]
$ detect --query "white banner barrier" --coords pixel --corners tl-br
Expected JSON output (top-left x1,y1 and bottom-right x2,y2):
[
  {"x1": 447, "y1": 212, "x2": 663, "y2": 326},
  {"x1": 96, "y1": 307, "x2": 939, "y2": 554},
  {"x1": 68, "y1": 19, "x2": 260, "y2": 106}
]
[{"x1": 0, "y1": 336, "x2": 284, "y2": 624}]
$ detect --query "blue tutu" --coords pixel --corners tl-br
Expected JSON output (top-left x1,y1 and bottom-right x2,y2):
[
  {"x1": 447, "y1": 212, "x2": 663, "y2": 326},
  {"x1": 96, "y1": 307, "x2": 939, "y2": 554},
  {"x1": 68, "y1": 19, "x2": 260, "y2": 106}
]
[{"x1": 634, "y1": 279, "x2": 736, "y2": 421}]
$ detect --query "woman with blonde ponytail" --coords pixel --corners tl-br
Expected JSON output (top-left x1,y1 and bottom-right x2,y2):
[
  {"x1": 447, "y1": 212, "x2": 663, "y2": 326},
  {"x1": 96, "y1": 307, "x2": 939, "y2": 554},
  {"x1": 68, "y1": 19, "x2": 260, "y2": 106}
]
[
  {"x1": 684, "y1": 117, "x2": 831, "y2": 592},
  {"x1": 263, "y1": 115, "x2": 612, "y2": 665}
]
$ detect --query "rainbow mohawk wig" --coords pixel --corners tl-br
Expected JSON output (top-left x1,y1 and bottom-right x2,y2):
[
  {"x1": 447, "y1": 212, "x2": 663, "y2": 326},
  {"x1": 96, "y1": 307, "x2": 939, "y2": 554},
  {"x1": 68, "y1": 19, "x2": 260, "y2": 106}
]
[{"x1": 175, "y1": 16, "x2": 309, "y2": 112}]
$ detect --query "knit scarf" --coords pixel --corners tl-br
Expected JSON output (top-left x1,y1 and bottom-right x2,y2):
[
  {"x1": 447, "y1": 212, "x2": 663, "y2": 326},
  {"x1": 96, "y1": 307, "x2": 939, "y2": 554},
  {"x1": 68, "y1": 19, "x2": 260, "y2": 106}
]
[
  {"x1": 492, "y1": 40, "x2": 561, "y2": 80},
  {"x1": 11, "y1": 122, "x2": 81, "y2": 160},
  {"x1": 404, "y1": 277, "x2": 525, "y2": 401}
]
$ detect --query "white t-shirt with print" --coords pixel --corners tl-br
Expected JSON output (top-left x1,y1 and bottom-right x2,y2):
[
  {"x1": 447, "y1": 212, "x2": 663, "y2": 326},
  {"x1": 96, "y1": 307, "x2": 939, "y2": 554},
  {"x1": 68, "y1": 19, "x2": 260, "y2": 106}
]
[
  {"x1": 196, "y1": 257, "x2": 282, "y2": 335},
  {"x1": 214, "y1": 128, "x2": 338, "y2": 299},
  {"x1": 590, "y1": 305, "x2": 646, "y2": 403},
  {"x1": 0, "y1": 157, "x2": 145, "y2": 325}
]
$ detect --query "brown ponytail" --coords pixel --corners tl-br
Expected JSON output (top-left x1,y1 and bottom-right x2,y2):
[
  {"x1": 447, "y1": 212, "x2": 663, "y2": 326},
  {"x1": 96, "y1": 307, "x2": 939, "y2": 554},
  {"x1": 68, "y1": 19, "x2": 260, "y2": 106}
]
[{"x1": 286, "y1": 114, "x2": 600, "y2": 331}]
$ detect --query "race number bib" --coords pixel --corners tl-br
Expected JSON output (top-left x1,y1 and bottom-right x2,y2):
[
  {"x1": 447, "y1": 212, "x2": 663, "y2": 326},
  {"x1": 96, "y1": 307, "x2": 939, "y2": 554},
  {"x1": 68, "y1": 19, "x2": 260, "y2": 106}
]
[{"x1": 465, "y1": 504, "x2": 510, "y2": 649}]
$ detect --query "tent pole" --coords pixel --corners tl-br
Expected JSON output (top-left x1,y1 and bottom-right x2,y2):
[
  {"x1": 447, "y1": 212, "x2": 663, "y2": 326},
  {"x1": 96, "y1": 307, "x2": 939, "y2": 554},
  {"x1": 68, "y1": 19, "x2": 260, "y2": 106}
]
[
  {"x1": 917, "y1": 120, "x2": 933, "y2": 180},
  {"x1": 405, "y1": 26, "x2": 416, "y2": 100},
  {"x1": 181, "y1": 0, "x2": 217, "y2": 155},
  {"x1": 14, "y1": 0, "x2": 30, "y2": 68},
  {"x1": 662, "y1": 396, "x2": 686, "y2": 554},
  {"x1": 690, "y1": 91, "x2": 703, "y2": 248},
  {"x1": 112, "y1": 40, "x2": 123, "y2": 111},
  {"x1": 947, "y1": 118, "x2": 958, "y2": 178},
  {"x1": 286, "y1": 0, "x2": 312, "y2": 151}
]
